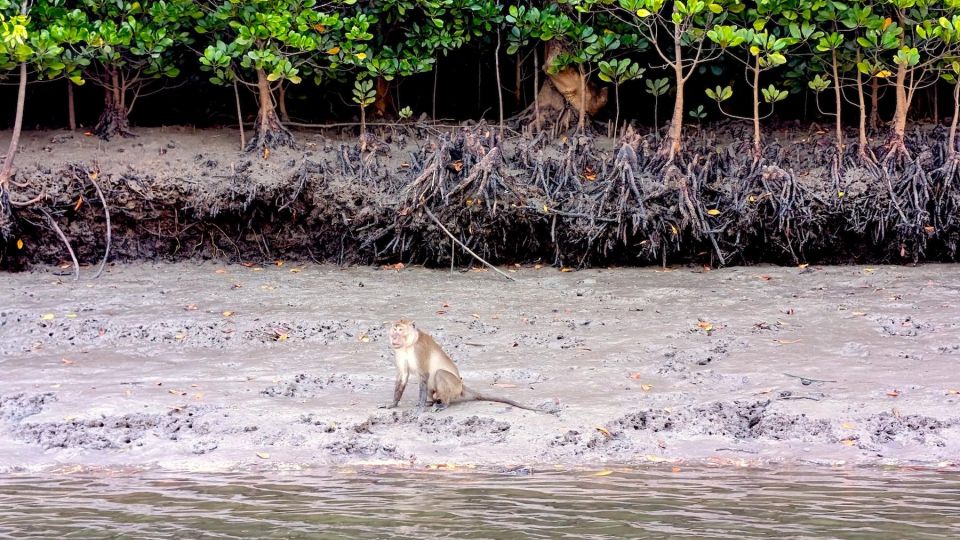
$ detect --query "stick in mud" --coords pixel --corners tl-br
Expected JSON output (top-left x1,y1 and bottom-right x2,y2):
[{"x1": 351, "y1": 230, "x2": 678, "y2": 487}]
[
  {"x1": 40, "y1": 208, "x2": 79, "y2": 281},
  {"x1": 422, "y1": 206, "x2": 516, "y2": 281},
  {"x1": 87, "y1": 169, "x2": 111, "y2": 279}
]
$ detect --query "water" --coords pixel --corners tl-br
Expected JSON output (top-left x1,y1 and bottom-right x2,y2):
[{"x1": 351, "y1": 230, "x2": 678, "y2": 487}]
[{"x1": 1, "y1": 467, "x2": 958, "y2": 538}]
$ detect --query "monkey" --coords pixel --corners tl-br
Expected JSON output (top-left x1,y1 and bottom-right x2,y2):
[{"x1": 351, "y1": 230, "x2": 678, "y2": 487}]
[{"x1": 380, "y1": 319, "x2": 546, "y2": 413}]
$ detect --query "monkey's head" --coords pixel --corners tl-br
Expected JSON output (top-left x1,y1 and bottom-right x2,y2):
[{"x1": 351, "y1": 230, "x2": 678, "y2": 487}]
[{"x1": 389, "y1": 319, "x2": 418, "y2": 349}]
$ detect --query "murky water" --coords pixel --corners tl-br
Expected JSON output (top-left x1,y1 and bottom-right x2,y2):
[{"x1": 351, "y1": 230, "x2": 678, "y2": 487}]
[{"x1": 1, "y1": 467, "x2": 958, "y2": 538}]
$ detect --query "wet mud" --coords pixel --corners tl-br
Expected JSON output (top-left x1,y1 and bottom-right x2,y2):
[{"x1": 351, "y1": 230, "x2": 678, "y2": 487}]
[{"x1": 1, "y1": 263, "x2": 959, "y2": 472}]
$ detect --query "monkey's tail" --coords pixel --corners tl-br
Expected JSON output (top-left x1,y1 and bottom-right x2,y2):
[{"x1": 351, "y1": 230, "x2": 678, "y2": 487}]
[{"x1": 462, "y1": 386, "x2": 549, "y2": 413}]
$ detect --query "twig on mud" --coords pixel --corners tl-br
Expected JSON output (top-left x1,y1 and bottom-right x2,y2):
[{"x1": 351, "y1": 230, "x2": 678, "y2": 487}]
[
  {"x1": 422, "y1": 206, "x2": 516, "y2": 282},
  {"x1": 40, "y1": 209, "x2": 79, "y2": 282},
  {"x1": 9, "y1": 188, "x2": 45, "y2": 207},
  {"x1": 88, "y1": 170, "x2": 111, "y2": 279},
  {"x1": 783, "y1": 373, "x2": 837, "y2": 384},
  {"x1": 777, "y1": 395, "x2": 823, "y2": 401},
  {"x1": 715, "y1": 447, "x2": 759, "y2": 454}
]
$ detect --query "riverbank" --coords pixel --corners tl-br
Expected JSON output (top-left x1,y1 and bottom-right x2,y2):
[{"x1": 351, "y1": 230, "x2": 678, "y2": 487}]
[
  {"x1": 1, "y1": 262, "x2": 958, "y2": 472},
  {"x1": 2, "y1": 125, "x2": 958, "y2": 272}
]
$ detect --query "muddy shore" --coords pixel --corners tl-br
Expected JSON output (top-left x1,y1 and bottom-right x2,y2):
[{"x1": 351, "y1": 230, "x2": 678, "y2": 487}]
[{"x1": 1, "y1": 262, "x2": 958, "y2": 472}]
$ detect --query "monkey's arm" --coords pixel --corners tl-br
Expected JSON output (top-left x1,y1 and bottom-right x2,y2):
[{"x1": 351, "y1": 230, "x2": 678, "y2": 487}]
[
  {"x1": 416, "y1": 372, "x2": 430, "y2": 411},
  {"x1": 379, "y1": 369, "x2": 408, "y2": 409}
]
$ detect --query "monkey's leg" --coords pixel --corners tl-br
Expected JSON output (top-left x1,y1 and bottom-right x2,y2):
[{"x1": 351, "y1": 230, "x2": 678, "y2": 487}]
[{"x1": 379, "y1": 370, "x2": 409, "y2": 409}]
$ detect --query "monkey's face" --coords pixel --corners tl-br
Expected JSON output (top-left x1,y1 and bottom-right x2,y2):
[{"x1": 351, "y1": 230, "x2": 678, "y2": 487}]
[{"x1": 389, "y1": 321, "x2": 415, "y2": 349}]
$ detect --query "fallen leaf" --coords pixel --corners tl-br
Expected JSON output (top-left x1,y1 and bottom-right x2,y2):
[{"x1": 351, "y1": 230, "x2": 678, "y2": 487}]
[
  {"x1": 16, "y1": 238, "x2": 24, "y2": 250},
  {"x1": 641, "y1": 384, "x2": 653, "y2": 391},
  {"x1": 358, "y1": 335, "x2": 370, "y2": 343},
  {"x1": 628, "y1": 372, "x2": 642, "y2": 380},
  {"x1": 175, "y1": 333, "x2": 187, "y2": 341},
  {"x1": 798, "y1": 263, "x2": 809, "y2": 269},
  {"x1": 472, "y1": 313, "x2": 481, "y2": 319},
  {"x1": 886, "y1": 390, "x2": 900, "y2": 397},
  {"x1": 759, "y1": 275, "x2": 773, "y2": 281},
  {"x1": 274, "y1": 260, "x2": 283, "y2": 267},
  {"x1": 263, "y1": 148, "x2": 270, "y2": 160},
  {"x1": 697, "y1": 320, "x2": 714, "y2": 332},
  {"x1": 707, "y1": 208, "x2": 721, "y2": 216},
  {"x1": 644, "y1": 455, "x2": 670, "y2": 463},
  {"x1": 947, "y1": 389, "x2": 960, "y2": 396},
  {"x1": 241, "y1": 262, "x2": 255, "y2": 267},
  {"x1": 757, "y1": 387, "x2": 775, "y2": 394},
  {"x1": 222, "y1": 311, "x2": 234, "y2": 317},
  {"x1": 256, "y1": 452, "x2": 270, "y2": 459},
  {"x1": 450, "y1": 160, "x2": 464, "y2": 172},
  {"x1": 671, "y1": 466, "x2": 682, "y2": 473},
  {"x1": 840, "y1": 439, "x2": 856, "y2": 447},
  {"x1": 290, "y1": 268, "x2": 303, "y2": 273},
  {"x1": 560, "y1": 267, "x2": 572, "y2": 272},
  {"x1": 41, "y1": 313, "x2": 55, "y2": 321},
  {"x1": 864, "y1": 268, "x2": 874, "y2": 273},
  {"x1": 215, "y1": 268, "x2": 227, "y2": 274},
  {"x1": 592, "y1": 470, "x2": 613, "y2": 476},
  {"x1": 168, "y1": 389, "x2": 187, "y2": 396},
  {"x1": 61, "y1": 358, "x2": 74, "y2": 365},
  {"x1": 595, "y1": 427, "x2": 612, "y2": 438},
  {"x1": 51, "y1": 384, "x2": 61, "y2": 389},
  {"x1": 65, "y1": 313, "x2": 77, "y2": 319},
  {"x1": 924, "y1": 225, "x2": 935, "y2": 234},
  {"x1": 383, "y1": 262, "x2": 405, "y2": 271},
  {"x1": 773, "y1": 339, "x2": 801, "y2": 345},
  {"x1": 185, "y1": 304, "x2": 198, "y2": 311},
  {"x1": 493, "y1": 383, "x2": 518, "y2": 388},
  {"x1": 841, "y1": 421, "x2": 856, "y2": 429}
]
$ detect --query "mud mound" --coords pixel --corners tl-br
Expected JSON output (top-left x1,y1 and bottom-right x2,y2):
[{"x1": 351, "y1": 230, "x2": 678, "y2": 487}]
[
  {"x1": 864, "y1": 412, "x2": 954, "y2": 445},
  {"x1": 873, "y1": 316, "x2": 933, "y2": 337},
  {"x1": 261, "y1": 373, "x2": 373, "y2": 398},
  {"x1": 15, "y1": 406, "x2": 214, "y2": 450},
  {"x1": 0, "y1": 393, "x2": 56, "y2": 423}
]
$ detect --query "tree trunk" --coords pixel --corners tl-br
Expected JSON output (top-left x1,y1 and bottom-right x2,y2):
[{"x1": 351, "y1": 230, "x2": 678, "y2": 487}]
[
  {"x1": 278, "y1": 83, "x2": 290, "y2": 123},
  {"x1": 0, "y1": 61, "x2": 27, "y2": 188},
  {"x1": 535, "y1": 40, "x2": 606, "y2": 134},
  {"x1": 496, "y1": 29, "x2": 505, "y2": 139},
  {"x1": 614, "y1": 83, "x2": 620, "y2": 140},
  {"x1": 869, "y1": 77, "x2": 880, "y2": 131},
  {"x1": 660, "y1": 24, "x2": 685, "y2": 162},
  {"x1": 515, "y1": 53, "x2": 523, "y2": 110},
  {"x1": 373, "y1": 77, "x2": 393, "y2": 118},
  {"x1": 67, "y1": 81, "x2": 77, "y2": 131},
  {"x1": 752, "y1": 58, "x2": 762, "y2": 158},
  {"x1": 890, "y1": 61, "x2": 909, "y2": 146},
  {"x1": 856, "y1": 51, "x2": 869, "y2": 159},
  {"x1": 949, "y1": 82, "x2": 959, "y2": 158},
  {"x1": 94, "y1": 67, "x2": 133, "y2": 139},
  {"x1": 248, "y1": 68, "x2": 294, "y2": 153},
  {"x1": 831, "y1": 49, "x2": 843, "y2": 151}
]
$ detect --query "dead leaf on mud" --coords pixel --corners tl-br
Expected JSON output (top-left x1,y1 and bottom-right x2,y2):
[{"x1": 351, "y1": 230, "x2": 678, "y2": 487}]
[
  {"x1": 41, "y1": 313, "x2": 54, "y2": 321},
  {"x1": 840, "y1": 439, "x2": 856, "y2": 447},
  {"x1": 773, "y1": 339, "x2": 801, "y2": 345},
  {"x1": 60, "y1": 358, "x2": 74, "y2": 365},
  {"x1": 16, "y1": 238, "x2": 23, "y2": 250},
  {"x1": 222, "y1": 311, "x2": 234, "y2": 317},
  {"x1": 592, "y1": 470, "x2": 613, "y2": 476},
  {"x1": 560, "y1": 267, "x2": 572, "y2": 272},
  {"x1": 383, "y1": 262, "x2": 405, "y2": 271},
  {"x1": 758, "y1": 275, "x2": 773, "y2": 281},
  {"x1": 947, "y1": 389, "x2": 960, "y2": 395},
  {"x1": 493, "y1": 383, "x2": 518, "y2": 388},
  {"x1": 274, "y1": 260, "x2": 284, "y2": 267},
  {"x1": 628, "y1": 372, "x2": 642, "y2": 380},
  {"x1": 640, "y1": 384, "x2": 653, "y2": 392},
  {"x1": 358, "y1": 335, "x2": 370, "y2": 343},
  {"x1": 168, "y1": 389, "x2": 187, "y2": 396},
  {"x1": 290, "y1": 267, "x2": 303, "y2": 273},
  {"x1": 256, "y1": 452, "x2": 270, "y2": 459},
  {"x1": 185, "y1": 304, "x2": 198, "y2": 311},
  {"x1": 841, "y1": 421, "x2": 856, "y2": 429},
  {"x1": 273, "y1": 329, "x2": 289, "y2": 341},
  {"x1": 470, "y1": 267, "x2": 488, "y2": 273},
  {"x1": 887, "y1": 390, "x2": 900, "y2": 397},
  {"x1": 241, "y1": 262, "x2": 255, "y2": 267},
  {"x1": 595, "y1": 427, "x2": 612, "y2": 438},
  {"x1": 671, "y1": 466, "x2": 682, "y2": 473},
  {"x1": 757, "y1": 387, "x2": 775, "y2": 394},
  {"x1": 643, "y1": 455, "x2": 671, "y2": 463},
  {"x1": 215, "y1": 268, "x2": 227, "y2": 274},
  {"x1": 696, "y1": 320, "x2": 714, "y2": 333}
]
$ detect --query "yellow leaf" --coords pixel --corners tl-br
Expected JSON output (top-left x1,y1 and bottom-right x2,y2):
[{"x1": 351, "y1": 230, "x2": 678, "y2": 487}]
[
  {"x1": 560, "y1": 267, "x2": 572, "y2": 273},
  {"x1": 670, "y1": 224, "x2": 678, "y2": 235},
  {"x1": 592, "y1": 470, "x2": 613, "y2": 476},
  {"x1": 840, "y1": 439, "x2": 856, "y2": 446},
  {"x1": 707, "y1": 209, "x2": 721, "y2": 216},
  {"x1": 697, "y1": 321, "x2": 713, "y2": 332},
  {"x1": 542, "y1": 204, "x2": 550, "y2": 213},
  {"x1": 16, "y1": 238, "x2": 24, "y2": 250},
  {"x1": 290, "y1": 267, "x2": 303, "y2": 273},
  {"x1": 641, "y1": 384, "x2": 653, "y2": 391},
  {"x1": 65, "y1": 313, "x2": 77, "y2": 318},
  {"x1": 327, "y1": 47, "x2": 341, "y2": 55},
  {"x1": 748, "y1": 195, "x2": 757, "y2": 203},
  {"x1": 359, "y1": 335, "x2": 370, "y2": 343},
  {"x1": 275, "y1": 260, "x2": 284, "y2": 267},
  {"x1": 876, "y1": 70, "x2": 892, "y2": 78},
  {"x1": 355, "y1": 52, "x2": 367, "y2": 60},
  {"x1": 644, "y1": 455, "x2": 670, "y2": 462},
  {"x1": 256, "y1": 452, "x2": 271, "y2": 459},
  {"x1": 864, "y1": 268, "x2": 874, "y2": 273},
  {"x1": 595, "y1": 427, "x2": 612, "y2": 437},
  {"x1": 263, "y1": 148, "x2": 270, "y2": 160},
  {"x1": 798, "y1": 263, "x2": 809, "y2": 269},
  {"x1": 841, "y1": 421, "x2": 856, "y2": 429},
  {"x1": 41, "y1": 313, "x2": 54, "y2": 321},
  {"x1": 946, "y1": 389, "x2": 960, "y2": 395},
  {"x1": 222, "y1": 311, "x2": 234, "y2": 317}
]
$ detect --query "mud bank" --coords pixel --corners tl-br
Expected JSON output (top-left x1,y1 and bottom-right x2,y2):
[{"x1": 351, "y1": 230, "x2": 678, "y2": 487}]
[
  {"x1": 1, "y1": 262, "x2": 959, "y2": 472},
  {"x1": 2, "y1": 125, "x2": 959, "y2": 272}
]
